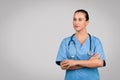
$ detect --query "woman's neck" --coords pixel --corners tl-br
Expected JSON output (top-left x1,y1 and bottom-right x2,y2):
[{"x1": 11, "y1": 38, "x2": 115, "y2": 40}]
[
  {"x1": 75, "y1": 28, "x2": 89, "y2": 45},
  {"x1": 75, "y1": 29, "x2": 88, "y2": 38}
]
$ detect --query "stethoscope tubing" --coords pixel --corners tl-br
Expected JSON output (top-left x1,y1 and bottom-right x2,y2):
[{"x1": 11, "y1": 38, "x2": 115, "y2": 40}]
[{"x1": 68, "y1": 33, "x2": 93, "y2": 59}]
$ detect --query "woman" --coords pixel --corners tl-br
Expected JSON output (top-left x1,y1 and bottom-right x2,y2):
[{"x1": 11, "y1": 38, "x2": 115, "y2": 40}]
[{"x1": 56, "y1": 9, "x2": 106, "y2": 80}]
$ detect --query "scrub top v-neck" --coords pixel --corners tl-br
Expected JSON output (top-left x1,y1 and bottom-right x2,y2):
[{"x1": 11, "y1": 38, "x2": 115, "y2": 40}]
[{"x1": 73, "y1": 35, "x2": 90, "y2": 52}]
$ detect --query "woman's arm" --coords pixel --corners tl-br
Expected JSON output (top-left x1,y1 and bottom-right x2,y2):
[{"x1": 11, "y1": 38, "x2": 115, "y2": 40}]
[
  {"x1": 60, "y1": 54, "x2": 104, "y2": 70},
  {"x1": 75, "y1": 59, "x2": 104, "y2": 68},
  {"x1": 60, "y1": 62, "x2": 83, "y2": 70},
  {"x1": 67, "y1": 65, "x2": 83, "y2": 70},
  {"x1": 75, "y1": 54, "x2": 104, "y2": 68},
  {"x1": 60, "y1": 59, "x2": 83, "y2": 70}
]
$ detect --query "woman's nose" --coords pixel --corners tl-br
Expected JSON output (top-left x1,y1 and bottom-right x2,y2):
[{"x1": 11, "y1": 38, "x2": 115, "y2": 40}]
[{"x1": 74, "y1": 21, "x2": 80, "y2": 25}]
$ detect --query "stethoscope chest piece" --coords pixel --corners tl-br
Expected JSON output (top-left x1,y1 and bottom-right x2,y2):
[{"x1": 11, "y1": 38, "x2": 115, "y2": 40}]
[{"x1": 88, "y1": 51, "x2": 93, "y2": 56}]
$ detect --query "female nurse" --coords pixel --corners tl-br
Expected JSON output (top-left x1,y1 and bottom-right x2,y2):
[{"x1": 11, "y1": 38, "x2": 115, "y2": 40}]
[{"x1": 56, "y1": 9, "x2": 106, "y2": 80}]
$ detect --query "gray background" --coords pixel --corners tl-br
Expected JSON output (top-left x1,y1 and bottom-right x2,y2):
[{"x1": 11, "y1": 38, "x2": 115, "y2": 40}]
[{"x1": 0, "y1": 0, "x2": 120, "y2": 80}]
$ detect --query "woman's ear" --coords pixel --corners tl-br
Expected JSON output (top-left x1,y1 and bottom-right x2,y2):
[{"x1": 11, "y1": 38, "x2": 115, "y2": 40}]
[
  {"x1": 87, "y1": 20, "x2": 89, "y2": 25},
  {"x1": 85, "y1": 20, "x2": 89, "y2": 27}
]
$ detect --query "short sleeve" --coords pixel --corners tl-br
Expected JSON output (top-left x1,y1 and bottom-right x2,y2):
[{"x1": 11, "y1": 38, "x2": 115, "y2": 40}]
[
  {"x1": 94, "y1": 38, "x2": 106, "y2": 67},
  {"x1": 56, "y1": 39, "x2": 68, "y2": 65}
]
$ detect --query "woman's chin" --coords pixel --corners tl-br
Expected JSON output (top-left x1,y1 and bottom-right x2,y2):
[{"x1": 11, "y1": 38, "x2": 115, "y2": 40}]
[
  {"x1": 74, "y1": 27, "x2": 81, "y2": 31},
  {"x1": 74, "y1": 27, "x2": 85, "y2": 32},
  {"x1": 74, "y1": 28, "x2": 81, "y2": 32},
  {"x1": 75, "y1": 30, "x2": 80, "y2": 32}
]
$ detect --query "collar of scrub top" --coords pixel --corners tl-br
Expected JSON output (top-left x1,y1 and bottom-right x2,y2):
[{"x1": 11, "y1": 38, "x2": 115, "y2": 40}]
[{"x1": 68, "y1": 33, "x2": 93, "y2": 56}]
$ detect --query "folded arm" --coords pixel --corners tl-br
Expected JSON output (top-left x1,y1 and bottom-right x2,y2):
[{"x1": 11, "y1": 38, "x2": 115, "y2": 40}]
[{"x1": 60, "y1": 54, "x2": 104, "y2": 70}]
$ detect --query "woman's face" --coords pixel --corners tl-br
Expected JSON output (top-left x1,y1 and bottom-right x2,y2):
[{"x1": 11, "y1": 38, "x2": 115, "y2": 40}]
[{"x1": 73, "y1": 12, "x2": 89, "y2": 32}]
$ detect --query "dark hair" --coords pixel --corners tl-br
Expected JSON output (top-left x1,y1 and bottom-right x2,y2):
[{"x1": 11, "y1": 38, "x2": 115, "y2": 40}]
[{"x1": 74, "y1": 9, "x2": 89, "y2": 21}]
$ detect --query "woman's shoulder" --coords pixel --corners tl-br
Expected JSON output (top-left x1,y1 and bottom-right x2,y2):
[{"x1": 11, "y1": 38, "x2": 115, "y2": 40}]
[
  {"x1": 91, "y1": 35, "x2": 99, "y2": 40},
  {"x1": 59, "y1": 35, "x2": 72, "y2": 46},
  {"x1": 91, "y1": 34, "x2": 102, "y2": 43},
  {"x1": 61, "y1": 35, "x2": 71, "y2": 42}
]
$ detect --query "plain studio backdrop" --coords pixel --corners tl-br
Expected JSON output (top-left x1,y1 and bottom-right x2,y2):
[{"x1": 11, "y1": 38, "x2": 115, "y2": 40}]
[{"x1": 0, "y1": 0, "x2": 120, "y2": 80}]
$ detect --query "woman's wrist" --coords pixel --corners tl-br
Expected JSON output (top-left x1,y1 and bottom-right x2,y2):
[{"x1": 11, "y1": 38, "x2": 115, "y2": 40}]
[{"x1": 75, "y1": 60, "x2": 82, "y2": 66}]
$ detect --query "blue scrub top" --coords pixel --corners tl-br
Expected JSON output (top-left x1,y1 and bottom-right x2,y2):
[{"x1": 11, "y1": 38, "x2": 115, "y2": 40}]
[{"x1": 56, "y1": 34, "x2": 106, "y2": 80}]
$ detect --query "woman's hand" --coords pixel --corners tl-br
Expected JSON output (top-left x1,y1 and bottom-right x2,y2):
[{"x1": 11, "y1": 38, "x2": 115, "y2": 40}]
[
  {"x1": 89, "y1": 53, "x2": 100, "y2": 60},
  {"x1": 60, "y1": 60, "x2": 77, "y2": 70}
]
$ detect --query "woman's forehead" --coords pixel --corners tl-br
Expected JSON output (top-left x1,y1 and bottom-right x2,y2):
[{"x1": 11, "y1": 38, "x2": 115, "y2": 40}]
[{"x1": 74, "y1": 12, "x2": 86, "y2": 18}]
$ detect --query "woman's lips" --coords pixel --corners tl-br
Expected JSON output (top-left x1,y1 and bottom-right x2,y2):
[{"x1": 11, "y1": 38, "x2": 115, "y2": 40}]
[{"x1": 74, "y1": 26, "x2": 79, "y2": 28}]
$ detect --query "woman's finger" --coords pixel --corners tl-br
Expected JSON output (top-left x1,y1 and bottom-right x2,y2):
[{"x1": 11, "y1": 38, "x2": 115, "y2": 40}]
[
  {"x1": 62, "y1": 63, "x2": 69, "y2": 67},
  {"x1": 61, "y1": 60, "x2": 69, "y2": 65}
]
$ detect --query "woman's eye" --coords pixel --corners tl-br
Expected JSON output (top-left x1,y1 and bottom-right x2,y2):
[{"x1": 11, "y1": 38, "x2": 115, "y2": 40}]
[
  {"x1": 79, "y1": 18, "x2": 82, "y2": 21},
  {"x1": 73, "y1": 18, "x2": 76, "y2": 21},
  {"x1": 73, "y1": 18, "x2": 83, "y2": 21}
]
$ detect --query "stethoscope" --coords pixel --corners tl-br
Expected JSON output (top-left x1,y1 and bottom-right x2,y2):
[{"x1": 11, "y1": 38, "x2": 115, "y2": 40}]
[{"x1": 68, "y1": 33, "x2": 94, "y2": 59}]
